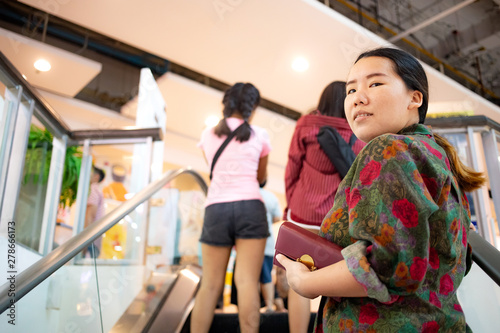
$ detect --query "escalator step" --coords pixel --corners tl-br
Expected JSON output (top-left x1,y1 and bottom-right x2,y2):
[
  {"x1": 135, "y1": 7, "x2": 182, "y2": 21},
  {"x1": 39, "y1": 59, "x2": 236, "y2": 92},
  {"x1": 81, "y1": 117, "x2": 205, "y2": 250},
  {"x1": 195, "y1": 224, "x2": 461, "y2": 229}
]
[{"x1": 181, "y1": 312, "x2": 316, "y2": 333}]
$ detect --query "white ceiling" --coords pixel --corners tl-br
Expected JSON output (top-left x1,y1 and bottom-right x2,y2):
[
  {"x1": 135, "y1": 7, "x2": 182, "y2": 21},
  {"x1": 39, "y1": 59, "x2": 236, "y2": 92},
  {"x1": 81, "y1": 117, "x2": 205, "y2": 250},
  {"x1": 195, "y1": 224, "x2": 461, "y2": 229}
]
[
  {"x1": 0, "y1": 27, "x2": 101, "y2": 97},
  {"x1": 3, "y1": 0, "x2": 500, "y2": 195},
  {"x1": 17, "y1": 0, "x2": 500, "y2": 116}
]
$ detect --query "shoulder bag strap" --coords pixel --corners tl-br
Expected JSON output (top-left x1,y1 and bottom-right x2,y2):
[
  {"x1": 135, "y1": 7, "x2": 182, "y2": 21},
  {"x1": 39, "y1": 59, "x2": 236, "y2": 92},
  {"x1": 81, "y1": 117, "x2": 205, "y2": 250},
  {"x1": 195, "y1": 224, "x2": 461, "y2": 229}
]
[
  {"x1": 210, "y1": 123, "x2": 245, "y2": 180},
  {"x1": 314, "y1": 296, "x2": 327, "y2": 332}
]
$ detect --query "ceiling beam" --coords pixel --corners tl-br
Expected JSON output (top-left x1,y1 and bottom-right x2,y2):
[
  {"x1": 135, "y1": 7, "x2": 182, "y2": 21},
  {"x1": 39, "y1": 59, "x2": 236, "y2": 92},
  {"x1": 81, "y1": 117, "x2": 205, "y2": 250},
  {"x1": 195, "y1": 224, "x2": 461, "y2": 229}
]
[{"x1": 389, "y1": 0, "x2": 476, "y2": 43}]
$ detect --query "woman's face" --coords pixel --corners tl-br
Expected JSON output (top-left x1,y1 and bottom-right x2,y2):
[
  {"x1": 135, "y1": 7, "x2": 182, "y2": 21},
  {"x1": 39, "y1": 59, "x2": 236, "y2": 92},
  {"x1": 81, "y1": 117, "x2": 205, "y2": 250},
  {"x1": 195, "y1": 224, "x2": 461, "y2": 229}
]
[{"x1": 344, "y1": 56, "x2": 422, "y2": 143}]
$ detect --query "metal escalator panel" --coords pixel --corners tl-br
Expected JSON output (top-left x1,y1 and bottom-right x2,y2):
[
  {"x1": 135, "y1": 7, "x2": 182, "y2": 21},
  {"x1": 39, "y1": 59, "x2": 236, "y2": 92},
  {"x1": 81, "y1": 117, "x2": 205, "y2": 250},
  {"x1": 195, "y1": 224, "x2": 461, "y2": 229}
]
[
  {"x1": 109, "y1": 265, "x2": 201, "y2": 333},
  {"x1": 147, "y1": 266, "x2": 201, "y2": 333}
]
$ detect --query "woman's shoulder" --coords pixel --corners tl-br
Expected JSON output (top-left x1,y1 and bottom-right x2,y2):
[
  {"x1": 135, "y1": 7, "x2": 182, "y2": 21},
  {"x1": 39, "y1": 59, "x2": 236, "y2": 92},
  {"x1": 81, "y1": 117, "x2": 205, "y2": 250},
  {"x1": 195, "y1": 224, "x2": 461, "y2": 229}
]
[
  {"x1": 198, "y1": 126, "x2": 219, "y2": 148},
  {"x1": 365, "y1": 130, "x2": 431, "y2": 147},
  {"x1": 363, "y1": 133, "x2": 407, "y2": 149},
  {"x1": 250, "y1": 124, "x2": 269, "y2": 137},
  {"x1": 362, "y1": 131, "x2": 444, "y2": 162},
  {"x1": 357, "y1": 132, "x2": 423, "y2": 160}
]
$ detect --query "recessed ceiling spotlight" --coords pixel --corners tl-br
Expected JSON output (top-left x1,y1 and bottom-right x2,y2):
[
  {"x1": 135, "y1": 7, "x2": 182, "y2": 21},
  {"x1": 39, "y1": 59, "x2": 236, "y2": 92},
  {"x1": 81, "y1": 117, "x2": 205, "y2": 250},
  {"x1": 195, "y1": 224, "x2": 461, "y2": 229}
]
[
  {"x1": 34, "y1": 59, "x2": 51, "y2": 72},
  {"x1": 205, "y1": 115, "x2": 220, "y2": 128},
  {"x1": 292, "y1": 57, "x2": 309, "y2": 72}
]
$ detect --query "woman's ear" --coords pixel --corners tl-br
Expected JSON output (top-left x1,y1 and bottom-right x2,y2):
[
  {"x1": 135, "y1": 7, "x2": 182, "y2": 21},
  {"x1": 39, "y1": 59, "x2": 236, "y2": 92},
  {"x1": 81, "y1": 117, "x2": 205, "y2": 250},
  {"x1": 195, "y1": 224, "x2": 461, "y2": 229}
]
[{"x1": 408, "y1": 90, "x2": 423, "y2": 110}]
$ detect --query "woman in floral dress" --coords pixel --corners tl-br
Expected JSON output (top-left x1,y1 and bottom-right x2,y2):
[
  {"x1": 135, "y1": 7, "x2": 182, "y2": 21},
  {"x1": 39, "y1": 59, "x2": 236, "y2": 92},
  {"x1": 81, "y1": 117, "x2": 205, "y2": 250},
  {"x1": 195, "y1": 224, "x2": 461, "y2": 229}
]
[{"x1": 276, "y1": 47, "x2": 485, "y2": 332}]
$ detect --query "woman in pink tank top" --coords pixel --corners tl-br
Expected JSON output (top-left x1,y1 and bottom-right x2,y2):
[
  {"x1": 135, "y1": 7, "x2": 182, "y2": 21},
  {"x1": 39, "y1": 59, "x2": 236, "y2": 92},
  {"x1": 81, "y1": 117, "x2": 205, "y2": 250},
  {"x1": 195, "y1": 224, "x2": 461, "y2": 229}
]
[{"x1": 191, "y1": 83, "x2": 271, "y2": 333}]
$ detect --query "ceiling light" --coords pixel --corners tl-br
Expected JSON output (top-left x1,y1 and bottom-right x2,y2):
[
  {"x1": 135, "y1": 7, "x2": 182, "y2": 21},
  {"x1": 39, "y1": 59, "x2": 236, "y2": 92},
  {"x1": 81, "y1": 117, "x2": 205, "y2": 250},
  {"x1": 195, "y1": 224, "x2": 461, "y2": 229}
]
[
  {"x1": 292, "y1": 57, "x2": 309, "y2": 72},
  {"x1": 22, "y1": 74, "x2": 27, "y2": 81},
  {"x1": 205, "y1": 115, "x2": 220, "y2": 128},
  {"x1": 34, "y1": 59, "x2": 51, "y2": 72}
]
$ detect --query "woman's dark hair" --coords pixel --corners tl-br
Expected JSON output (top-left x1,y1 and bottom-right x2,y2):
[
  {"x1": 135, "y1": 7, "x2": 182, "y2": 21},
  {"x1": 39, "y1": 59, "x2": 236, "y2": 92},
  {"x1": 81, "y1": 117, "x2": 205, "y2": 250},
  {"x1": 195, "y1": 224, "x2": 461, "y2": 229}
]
[
  {"x1": 214, "y1": 82, "x2": 260, "y2": 142},
  {"x1": 355, "y1": 48, "x2": 428, "y2": 124},
  {"x1": 317, "y1": 81, "x2": 346, "y2": 118},
  {"x1": 355, "y1": 47, "x2": 485, "y2": 192},
  {"x1": 93, "y1": 166, "x2": 105, "y2": 183}
]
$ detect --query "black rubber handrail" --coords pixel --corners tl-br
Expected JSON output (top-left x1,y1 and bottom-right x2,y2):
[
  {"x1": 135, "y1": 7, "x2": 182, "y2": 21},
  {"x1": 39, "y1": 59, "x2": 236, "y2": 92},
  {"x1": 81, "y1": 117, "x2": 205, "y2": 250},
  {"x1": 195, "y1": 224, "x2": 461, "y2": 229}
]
[{"x1": 468, "y1": 232, "x2": 500, "y2": 286}]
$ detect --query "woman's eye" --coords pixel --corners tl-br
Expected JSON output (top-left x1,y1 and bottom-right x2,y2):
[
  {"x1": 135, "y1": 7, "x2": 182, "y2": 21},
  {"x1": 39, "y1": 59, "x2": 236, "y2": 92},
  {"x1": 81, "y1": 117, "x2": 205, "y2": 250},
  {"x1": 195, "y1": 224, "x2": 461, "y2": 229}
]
[
  {"x1": 370, "y1": 82, "x2": 382, "y2": 87},
  {"x1": 347, "y1": 89, "x2": 356, "y2": 94}
]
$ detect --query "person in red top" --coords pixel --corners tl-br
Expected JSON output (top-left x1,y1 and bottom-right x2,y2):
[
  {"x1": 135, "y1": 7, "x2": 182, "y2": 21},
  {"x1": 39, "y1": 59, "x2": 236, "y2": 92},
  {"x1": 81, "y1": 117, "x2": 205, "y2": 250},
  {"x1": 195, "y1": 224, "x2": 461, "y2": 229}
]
[{"x1": 283, "y1": 81, "x2": 365, "y2": 333}]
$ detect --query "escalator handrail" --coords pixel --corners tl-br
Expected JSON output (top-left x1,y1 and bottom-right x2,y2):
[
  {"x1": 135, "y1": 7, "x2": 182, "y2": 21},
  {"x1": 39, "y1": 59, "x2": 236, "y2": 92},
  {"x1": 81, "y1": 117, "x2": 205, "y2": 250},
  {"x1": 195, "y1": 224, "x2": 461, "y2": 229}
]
[
  {"x1": 468, "y1": 231, "x2": 500, "y2": 286},
  {"x1": 0, "y1": 167, "x2": 207, "y2": 314}
]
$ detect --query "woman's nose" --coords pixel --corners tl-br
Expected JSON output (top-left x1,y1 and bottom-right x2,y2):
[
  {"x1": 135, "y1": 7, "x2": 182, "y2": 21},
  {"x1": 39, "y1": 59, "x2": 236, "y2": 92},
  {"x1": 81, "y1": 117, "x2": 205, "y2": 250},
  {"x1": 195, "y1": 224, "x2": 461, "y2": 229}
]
[{"x1": 353, "y1": 91, "x2": 368, "y2": 106}]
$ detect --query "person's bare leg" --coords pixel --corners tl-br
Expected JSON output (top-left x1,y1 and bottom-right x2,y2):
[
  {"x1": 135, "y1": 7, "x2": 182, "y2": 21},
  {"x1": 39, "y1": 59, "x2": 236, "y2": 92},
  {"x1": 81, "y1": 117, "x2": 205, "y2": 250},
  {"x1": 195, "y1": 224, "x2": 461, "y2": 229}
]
[
  {"x1": 274, "y1": 297, "x2": 286, "y2": 312},
  {"x1": 260, "y1": 282, "x2": 275, "y2": 312},
  {"x1": 288, "y1": 226, "x2": 318, "y2": 333},
  {"x1": 234, "y1": 238, "x2": 266, "y2": 333},
  {"x1": 288, "y1": 288, "x2": 311, "y2": 333},
  {"x1": 190, "y1": 243, "x2": 231, "y2": 333},
  {"x1": 274, "y1": 267, "x2": 288, "y2": 312}
]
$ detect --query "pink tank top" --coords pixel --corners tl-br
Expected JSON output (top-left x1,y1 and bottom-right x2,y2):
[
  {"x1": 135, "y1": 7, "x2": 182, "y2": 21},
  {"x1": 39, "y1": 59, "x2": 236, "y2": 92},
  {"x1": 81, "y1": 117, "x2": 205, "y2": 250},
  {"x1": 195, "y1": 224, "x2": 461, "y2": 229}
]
[{"x1": 198, "y1": 117, "x2": 271, "y2": 207}]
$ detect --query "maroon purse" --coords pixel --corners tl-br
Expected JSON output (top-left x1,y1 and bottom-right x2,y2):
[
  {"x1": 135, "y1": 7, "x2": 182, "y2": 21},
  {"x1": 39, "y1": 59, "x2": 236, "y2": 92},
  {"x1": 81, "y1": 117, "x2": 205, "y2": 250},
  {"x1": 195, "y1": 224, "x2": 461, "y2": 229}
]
[{"x1": 273, "y1": 221, "x2": 344, "y2": 271}]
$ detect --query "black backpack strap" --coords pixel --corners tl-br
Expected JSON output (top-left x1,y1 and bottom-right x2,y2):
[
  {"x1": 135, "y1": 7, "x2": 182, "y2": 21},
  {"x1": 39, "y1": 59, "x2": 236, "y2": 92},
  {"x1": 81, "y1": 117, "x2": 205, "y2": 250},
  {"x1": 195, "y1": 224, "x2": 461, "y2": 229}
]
[
  {"x1": 317, "y1": 126, "x2": 357, "y2": 179},
  {"x1": 348, "y1": 133, "x2": 357, "y2": 147},
  {"x1": 210, "y1": 123, "x2": 245, "y2": 180}
]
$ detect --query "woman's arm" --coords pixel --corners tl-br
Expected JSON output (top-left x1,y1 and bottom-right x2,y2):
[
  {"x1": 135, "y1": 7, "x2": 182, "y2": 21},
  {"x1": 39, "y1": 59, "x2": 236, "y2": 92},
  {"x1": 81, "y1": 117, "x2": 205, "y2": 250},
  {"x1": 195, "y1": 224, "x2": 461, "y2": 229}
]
[
  {"x1": 276, "y1": 254, "x2": 367, "y2": 299},
  {"x1": 257, "y1": 154, "x2": 268, "y2": 185}
]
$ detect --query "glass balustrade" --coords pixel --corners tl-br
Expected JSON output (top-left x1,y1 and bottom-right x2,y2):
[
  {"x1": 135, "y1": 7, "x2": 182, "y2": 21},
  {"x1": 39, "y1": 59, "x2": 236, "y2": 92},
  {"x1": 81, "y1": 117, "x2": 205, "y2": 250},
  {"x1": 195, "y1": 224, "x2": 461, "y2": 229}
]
[
  {"x1": 0, "y1": 71, "x2": 20, "y2": 191},
  {"x1": 0, "y1": 168, "x2": 206, "y2": 332},
  {"x1": 458, "y1": 260, "x2": 500, "y2": 332},
  {"x1": 0, "y1": 248, "x2": 104, "y2": 332},
  {"x1": 99, "y1": 171, "x2": 206, "y2": 331},
  {"x1": 15, "y1": 126, "x2": 52, "y2": 252},
  {"x1": 0, "y1": 51, "x2": 170, "y2": 332}
]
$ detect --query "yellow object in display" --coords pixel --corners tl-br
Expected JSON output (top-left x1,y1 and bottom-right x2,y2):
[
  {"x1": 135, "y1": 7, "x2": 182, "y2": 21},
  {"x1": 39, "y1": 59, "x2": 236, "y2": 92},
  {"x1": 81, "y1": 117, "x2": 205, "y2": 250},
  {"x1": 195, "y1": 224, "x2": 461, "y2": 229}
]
[
  {"x1": 101, "y1": 223, "x2": 127, "y2": 259},
  {"x1": 103, "y1": 182, "x2": 128, "y2": 201}
]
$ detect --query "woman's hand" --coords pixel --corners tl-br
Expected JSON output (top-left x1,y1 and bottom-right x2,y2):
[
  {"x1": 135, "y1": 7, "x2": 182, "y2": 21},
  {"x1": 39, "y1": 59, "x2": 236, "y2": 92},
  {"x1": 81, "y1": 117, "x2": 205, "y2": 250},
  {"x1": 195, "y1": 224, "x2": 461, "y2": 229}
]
[
  {"x1": 276, "y1": 254, "x2": 317, "y2": 298},
  {"x1": 277, "y1": 255, "x2": 368, "y2": 299}
]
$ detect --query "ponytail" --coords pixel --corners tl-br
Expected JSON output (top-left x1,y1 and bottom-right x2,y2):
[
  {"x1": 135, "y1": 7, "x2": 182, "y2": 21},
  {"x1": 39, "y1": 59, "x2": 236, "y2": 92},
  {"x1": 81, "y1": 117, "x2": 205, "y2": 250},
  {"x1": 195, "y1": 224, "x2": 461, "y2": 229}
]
[
  {"x1": 433, "y1": 133, "x2": 486, "y2": 192},
  {"x1": 213, "y1": 118, "x2": 231, "y2": 138},
  {"x1": 214, "y1": 82, "x2": 260, "y2": 142}
]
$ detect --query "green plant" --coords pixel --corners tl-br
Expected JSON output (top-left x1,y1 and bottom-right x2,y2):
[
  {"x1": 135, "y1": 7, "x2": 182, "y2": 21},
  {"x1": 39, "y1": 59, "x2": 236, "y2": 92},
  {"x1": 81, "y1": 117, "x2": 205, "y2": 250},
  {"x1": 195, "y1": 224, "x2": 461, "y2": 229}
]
[{"x1": 23, "y1": 125, "x2": 83, "y2": 208}]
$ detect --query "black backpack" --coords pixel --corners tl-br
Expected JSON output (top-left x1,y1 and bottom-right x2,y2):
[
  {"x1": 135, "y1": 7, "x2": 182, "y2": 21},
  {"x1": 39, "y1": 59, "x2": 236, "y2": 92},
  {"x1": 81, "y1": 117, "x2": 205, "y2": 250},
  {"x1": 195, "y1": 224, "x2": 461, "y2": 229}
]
[{"x1": 317, "y1": 126, "x2": 357, "y2": 179}]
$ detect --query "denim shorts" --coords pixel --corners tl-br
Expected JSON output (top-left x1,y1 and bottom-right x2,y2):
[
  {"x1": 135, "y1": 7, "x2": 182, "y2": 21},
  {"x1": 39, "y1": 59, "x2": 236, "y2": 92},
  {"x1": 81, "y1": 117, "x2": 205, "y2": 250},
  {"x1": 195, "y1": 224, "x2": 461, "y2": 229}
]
[
  {"x1": 200, "y1": 199, "x2": 269, "y2": 246},
  {"x1": 260, "y1": 255, "x2": 274, "y2": 284}
]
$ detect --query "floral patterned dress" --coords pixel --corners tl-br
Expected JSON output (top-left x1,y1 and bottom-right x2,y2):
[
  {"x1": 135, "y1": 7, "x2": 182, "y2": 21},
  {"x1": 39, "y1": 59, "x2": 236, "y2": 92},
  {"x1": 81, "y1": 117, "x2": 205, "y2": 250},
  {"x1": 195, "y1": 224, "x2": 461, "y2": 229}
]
[{"x1": 317, "y1": 124, "x2": 472, "y2": 332}]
